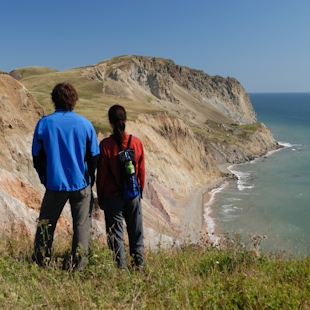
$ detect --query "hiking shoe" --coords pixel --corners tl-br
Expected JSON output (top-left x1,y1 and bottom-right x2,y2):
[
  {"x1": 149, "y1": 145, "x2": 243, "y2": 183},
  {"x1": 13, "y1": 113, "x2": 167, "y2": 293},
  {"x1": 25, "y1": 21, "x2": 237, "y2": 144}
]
[{"x1": 73, "y1": 256, "x2": 89, "y2": 273}]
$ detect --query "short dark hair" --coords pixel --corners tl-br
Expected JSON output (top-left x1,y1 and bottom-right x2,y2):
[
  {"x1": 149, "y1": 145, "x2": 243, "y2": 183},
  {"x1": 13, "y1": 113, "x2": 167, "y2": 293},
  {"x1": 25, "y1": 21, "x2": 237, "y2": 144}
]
[{"x1": 51, "y1": 82, "x2": 78, "y2": 111}]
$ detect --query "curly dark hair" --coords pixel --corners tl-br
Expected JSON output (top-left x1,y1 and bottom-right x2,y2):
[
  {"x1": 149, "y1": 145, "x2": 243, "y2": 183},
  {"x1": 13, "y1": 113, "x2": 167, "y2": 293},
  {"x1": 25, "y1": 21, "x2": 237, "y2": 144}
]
[{"x1": 51, "y1": 82, "x2": 78, "y2": 111}]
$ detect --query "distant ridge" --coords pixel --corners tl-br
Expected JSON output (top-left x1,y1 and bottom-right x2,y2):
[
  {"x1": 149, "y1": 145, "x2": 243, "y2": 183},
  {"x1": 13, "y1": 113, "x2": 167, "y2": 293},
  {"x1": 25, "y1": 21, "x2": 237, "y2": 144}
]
[{"x1": 10, "y1": 66, "x2": 58, "y2": 80}]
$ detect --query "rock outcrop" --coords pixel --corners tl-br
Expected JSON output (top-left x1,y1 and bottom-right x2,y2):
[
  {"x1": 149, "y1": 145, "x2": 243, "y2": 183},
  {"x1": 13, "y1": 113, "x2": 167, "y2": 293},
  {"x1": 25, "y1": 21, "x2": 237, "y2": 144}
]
[
  {"x1": 82, "y1": 56, "x2": 257, "y2": 125},
  {"x1": 0, "y1": 74, "x2": 44, "y2": 237}
]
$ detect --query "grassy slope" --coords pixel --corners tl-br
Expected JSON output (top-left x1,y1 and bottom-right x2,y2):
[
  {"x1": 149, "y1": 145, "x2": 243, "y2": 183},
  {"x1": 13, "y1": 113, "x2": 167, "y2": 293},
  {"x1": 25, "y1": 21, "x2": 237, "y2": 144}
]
[
  {"x1": 193, "y1": 120, "x2": 261, "y2": 147},
  {"x1": 20, "y1": 63, "x2": 259, "y2": 143},
  {"x1": 20, "y1": 65, "x2": 162, "y2": 135},
  {"x1": 0, "y1": 237, "x2": 309, "y2": 309},
  {"x1": 17, "y1": 66, "x2": 58, "y2": 79}
]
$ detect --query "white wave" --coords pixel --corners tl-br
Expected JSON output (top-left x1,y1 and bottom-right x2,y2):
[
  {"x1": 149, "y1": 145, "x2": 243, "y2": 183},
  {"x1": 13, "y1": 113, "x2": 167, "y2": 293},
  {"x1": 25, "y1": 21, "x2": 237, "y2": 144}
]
[
  {"x1": 204, "y1": 183, "x2": 228, "y2": 207},
  {"x1": 203, "y1": 183, "x2": 229, "y2": 246},
  {"x1": 267, "y1": 142, "x2": 305, "y2": 156},
  {"x1": 278, "y1": 141, "x2": 293, "y2": 148},
  {"x1": 228, "y1": 168, "x2": 255, "y2": 191},
  {"x1": 203, "y1": 206, "x2": 220, "y2": 245},
  {"x1": 238, "y1": 184, "x2": 255, "y2": 191},
  {"x1": 264, "y1": 141, "x2": 302, "y2": 157},
  {"x1": 278, "y1": 141, "x2": 303, "y2": 148},
  {"x1": 222, "y1": 204, "x2": 234, "y2": 212},
  {"x1": 265, "y1": 149, "x2": 280, "y2": 156},
  {"x1": 226, "y1": 197, "x2": 242, "y2": 202},
  {"x1": 222, "y1": 204, "x2": 242, "y2": 216},
  {"x1": 221, "y1": 207, "x2": 241, "y2": 221}
]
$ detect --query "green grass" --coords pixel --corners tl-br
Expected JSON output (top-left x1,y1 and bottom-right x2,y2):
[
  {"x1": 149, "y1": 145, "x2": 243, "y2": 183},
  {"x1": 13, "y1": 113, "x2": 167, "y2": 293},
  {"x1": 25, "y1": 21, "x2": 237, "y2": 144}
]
[
  {"x1": 1, "y1": 235, "x2": 309, "y2": 309},
  {"x1": 14, "y1": 67, "x2": 58, "y2": 79},
  {"x1": 20, "y1": 67, "x2": 162, "y2": 133},
  {"x1": 192, "y1": 121, "x2": 263, "y2": 148},
  {"x1": 96, "y1": 55, "x2": 133, "y2": 67},
  {"x1": 146, "y1": 95, "x2": 153, "y2": 103},
  {"x1": 238, "y1": 123, "x2": 261, "y2": 134}
]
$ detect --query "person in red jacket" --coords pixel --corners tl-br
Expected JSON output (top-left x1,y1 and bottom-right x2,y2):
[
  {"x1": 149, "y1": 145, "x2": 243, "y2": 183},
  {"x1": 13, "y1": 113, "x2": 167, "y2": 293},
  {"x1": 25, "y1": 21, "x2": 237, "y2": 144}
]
[{"x1": 96, "y1": 105, "x2": 146, "y2": 269}]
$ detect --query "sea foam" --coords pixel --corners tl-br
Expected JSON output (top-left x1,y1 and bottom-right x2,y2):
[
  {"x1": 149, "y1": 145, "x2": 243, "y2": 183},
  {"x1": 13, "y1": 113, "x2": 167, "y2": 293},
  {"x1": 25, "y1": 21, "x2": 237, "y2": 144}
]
[
  {"x1": 228, "y1": 166, "x2": 254, "y2": 191},
  {"x1": 203, "y1": 183, "x2": 228, "y2": 245}
]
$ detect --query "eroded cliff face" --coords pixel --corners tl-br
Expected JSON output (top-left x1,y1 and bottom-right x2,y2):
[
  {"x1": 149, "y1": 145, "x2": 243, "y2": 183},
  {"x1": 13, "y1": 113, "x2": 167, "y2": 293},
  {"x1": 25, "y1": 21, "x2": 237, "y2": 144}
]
[
  {"x1": 0, "y1": 58, "x2": 279, "y2": 248},
  {"x1": 0, "y1": 74, "x2": 45, "y2": 237},
  {"x1": 0, "y1": 75, "x2": 106, "y2": 243},
  {"x1": 82, "y1": 56, "x2": 257, "y2": 125},
  {"x1": 126, "y1": 114, "x2": 278, "y2": 243}
]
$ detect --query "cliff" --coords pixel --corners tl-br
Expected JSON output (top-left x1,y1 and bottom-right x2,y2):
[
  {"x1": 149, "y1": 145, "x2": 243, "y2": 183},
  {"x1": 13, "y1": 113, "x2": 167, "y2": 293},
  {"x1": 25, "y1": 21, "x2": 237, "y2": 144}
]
[
  {"x1": 82, "y1": 55, "x2": 256, "y2": 126},
  {"x1": 0, "y1": 56, "x2": 279, "y2": 247}
]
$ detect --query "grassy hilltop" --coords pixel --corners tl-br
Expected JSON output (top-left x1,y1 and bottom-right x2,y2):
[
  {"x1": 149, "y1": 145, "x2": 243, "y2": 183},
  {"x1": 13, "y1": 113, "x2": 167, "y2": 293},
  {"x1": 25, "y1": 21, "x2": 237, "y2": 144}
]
[{"x1": 17, "y1": 59, "x2": 162, "y2": 135}]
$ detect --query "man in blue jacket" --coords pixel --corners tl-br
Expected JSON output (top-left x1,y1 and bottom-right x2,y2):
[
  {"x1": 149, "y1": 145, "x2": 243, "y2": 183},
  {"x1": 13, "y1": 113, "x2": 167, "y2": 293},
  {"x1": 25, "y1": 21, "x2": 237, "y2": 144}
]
[{"x1": 32, "y1": 82, "x2": 99, "y2": 271}]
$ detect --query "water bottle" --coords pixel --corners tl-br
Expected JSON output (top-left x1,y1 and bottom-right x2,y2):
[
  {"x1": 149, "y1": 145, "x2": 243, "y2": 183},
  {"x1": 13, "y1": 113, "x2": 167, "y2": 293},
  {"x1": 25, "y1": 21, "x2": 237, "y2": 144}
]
[{"x1": 125, "y1": 161, "x2": 135, "y2": 175}]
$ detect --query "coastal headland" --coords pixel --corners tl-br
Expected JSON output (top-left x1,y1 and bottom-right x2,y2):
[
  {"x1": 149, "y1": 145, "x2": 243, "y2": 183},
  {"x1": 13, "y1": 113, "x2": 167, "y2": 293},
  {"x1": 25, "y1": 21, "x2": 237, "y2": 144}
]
[{"x1": 0, "y1": 55, "x2": 280, "y2": 249}]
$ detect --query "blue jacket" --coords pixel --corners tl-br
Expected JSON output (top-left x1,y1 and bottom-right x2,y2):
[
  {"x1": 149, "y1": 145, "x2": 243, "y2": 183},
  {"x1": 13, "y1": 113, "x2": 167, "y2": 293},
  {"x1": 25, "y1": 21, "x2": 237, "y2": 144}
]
[{"x1": 32, "y1": 110, "x2": 99, "y2": 191}]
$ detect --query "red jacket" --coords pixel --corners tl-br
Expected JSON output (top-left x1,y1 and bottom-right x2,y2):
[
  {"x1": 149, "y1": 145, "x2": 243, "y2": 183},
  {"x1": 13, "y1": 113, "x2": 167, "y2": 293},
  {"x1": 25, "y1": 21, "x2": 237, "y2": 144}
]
[{"x1": 96, "y1": 133, "x2": 145, "y2": 204}]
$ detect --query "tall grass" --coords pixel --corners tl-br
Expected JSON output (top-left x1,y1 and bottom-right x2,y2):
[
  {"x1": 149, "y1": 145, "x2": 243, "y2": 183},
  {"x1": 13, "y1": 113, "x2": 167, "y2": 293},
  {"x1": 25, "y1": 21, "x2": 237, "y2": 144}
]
[{"x1": 0, "y1": 234, "x2": 309, "y2": 309}]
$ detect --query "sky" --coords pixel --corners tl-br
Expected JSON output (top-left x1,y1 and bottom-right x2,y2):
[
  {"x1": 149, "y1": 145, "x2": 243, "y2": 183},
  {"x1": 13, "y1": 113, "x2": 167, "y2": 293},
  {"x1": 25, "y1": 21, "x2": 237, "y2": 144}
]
[{"x1": 1, "y1": 0, "x2": 310, "y2": 93}]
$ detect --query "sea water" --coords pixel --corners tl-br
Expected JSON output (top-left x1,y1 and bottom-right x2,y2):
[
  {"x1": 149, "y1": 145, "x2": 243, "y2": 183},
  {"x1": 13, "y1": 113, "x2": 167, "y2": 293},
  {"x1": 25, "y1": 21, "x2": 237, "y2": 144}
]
[{"x1": 206, "y1": 93, "x2": 310, "y2": 256}]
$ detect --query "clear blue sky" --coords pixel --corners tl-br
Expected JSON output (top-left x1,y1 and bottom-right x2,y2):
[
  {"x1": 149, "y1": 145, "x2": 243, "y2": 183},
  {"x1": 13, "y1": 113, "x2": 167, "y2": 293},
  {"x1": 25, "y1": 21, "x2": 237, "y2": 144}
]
[{"x1": 1, "y1": 0, "x2": 310, "y2": 93}]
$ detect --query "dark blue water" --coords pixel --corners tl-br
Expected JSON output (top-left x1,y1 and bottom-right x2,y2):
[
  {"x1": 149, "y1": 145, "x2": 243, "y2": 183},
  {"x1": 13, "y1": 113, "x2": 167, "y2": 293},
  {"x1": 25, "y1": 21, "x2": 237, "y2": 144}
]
[{"x1": 207, "y1": 93, "x2": 310, "y2": 256}]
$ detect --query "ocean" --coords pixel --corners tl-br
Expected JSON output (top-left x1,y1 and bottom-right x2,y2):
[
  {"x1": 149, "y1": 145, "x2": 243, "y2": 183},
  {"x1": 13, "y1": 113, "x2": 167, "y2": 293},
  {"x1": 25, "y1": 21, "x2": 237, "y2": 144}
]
[{"x1": 205, "y1": 93, "x2": 310, "y2": 256}]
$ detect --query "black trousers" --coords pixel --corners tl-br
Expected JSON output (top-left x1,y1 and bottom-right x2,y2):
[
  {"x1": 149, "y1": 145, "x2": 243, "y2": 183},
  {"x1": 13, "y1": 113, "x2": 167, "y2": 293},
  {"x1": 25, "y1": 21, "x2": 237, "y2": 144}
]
[{"x1": 102, "y1": 194, "x2": 145, "y2": 268}]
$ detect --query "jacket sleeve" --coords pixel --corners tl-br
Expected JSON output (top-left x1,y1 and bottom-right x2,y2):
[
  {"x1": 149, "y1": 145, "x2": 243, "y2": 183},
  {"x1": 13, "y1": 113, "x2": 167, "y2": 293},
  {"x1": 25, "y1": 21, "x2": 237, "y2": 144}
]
[
  {"x1": 96, "y1": 142, "x2": 109, "y2": 207},
  {"x1": 85, "y1": 124, "x2": 100, "y2": 186},
  {"x1": 32, "y1": 121, "x2": 46, "y2": 185},
  {"x1": 85, "y1": 142, "x2": 99, "y2": 186},
  {"x1": 32, "y1": 149, "x2": 46, "y2": 185},
  {"x1": 137, "y1": 141, "x2": 145, "y2": 193}
]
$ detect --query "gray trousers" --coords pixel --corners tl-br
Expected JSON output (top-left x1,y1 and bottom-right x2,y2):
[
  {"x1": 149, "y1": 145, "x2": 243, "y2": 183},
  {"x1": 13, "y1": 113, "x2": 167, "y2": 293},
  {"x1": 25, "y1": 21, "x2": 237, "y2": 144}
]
[
  {"x1": 102, "y1": 194, "x2": 145, "y2": 268},
  {"x1": 33, "y1": 185, "x2": 92, "y2": 266}
]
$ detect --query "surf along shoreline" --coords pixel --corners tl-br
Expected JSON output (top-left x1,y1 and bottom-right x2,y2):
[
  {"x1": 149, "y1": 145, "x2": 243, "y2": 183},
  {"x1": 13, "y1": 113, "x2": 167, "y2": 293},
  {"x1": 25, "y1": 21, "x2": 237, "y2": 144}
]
[
  {"x1": 200, "y1": 164, "x2": 234, "y2": 247},
  {"x1": 202, "y1": 144, "x2": 287, "y2": 248}
]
